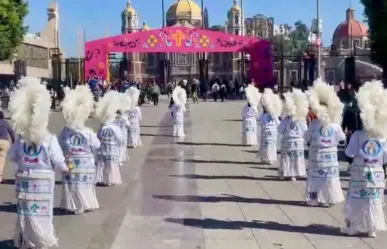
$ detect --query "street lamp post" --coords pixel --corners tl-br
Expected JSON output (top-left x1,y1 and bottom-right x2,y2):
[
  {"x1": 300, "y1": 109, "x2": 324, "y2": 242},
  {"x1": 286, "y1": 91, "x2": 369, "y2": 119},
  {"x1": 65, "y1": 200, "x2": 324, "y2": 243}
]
[
  {"x1": 280, "y1": 24, "x2": 284, "y2": 91},
  {"x1": 316, "y1": 0, "x2": 321, "y2": 78}
]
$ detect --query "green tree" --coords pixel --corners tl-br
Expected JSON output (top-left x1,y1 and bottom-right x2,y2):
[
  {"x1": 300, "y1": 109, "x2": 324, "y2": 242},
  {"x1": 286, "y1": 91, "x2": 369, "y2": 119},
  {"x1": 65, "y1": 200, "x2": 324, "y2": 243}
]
[
  {"x1": 0, "y1": 0, "x2": 28, "y2": 60},
  {"x1": 209, "y1": 25, "x2": 225, "y2": 31},
  {"x1": 271, "y1": 21, "x2": 310, "y2": 59},
  {"x1": 289, "y1": 21, "x2": 310, "y2": 57},
  {"x1": 361, "y1": 0, "x2": 387, "y2": 84}
]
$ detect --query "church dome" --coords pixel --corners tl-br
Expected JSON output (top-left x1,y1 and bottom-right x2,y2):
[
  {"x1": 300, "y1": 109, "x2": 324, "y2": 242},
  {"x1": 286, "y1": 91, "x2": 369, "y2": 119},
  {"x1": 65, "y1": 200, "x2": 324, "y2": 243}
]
[
  {"x1": 142, "y1": 21, "x2": 150, "y2": 31},
  {"x1": 166, "y1": 0, "x2": 202, "y2": 22},
  {"x1": 123, "y1": 0, "x2": 137, "y2": 15},
  {"x1": 333, "y1": 8, "x2": 367, "y2": 39},
  {"x1": 229, "y1": 0, "x2": 241, "y2": 14}
]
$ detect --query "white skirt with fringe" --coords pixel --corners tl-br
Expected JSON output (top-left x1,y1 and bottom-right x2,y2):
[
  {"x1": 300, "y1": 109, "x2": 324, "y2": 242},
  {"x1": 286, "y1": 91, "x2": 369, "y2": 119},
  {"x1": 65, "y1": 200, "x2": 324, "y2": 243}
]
[
  {"x1": 129, "y1": 125, "x2": 142, "y2": 148},
  {"x1": 306, "y1": 166, "x2": 344, "y2": 204},
  {"x1": 96, "y1": 157, "x2": 122, "y2": 185},
  {"x1": 60, "y1": 168, "x2": 99, "y2": 213},
  {"x1": 343, "y1": 186, "x2": 387, "y2": 234},
  {"x1": 258, "y1": 139, "x2": 277, "y2": 163},
  {"x1": 279, "y1": 150, "x2": 306, "y2": 177},
  {"x1": 14, "y1": 170, "x2": 58, "y2": 249}
]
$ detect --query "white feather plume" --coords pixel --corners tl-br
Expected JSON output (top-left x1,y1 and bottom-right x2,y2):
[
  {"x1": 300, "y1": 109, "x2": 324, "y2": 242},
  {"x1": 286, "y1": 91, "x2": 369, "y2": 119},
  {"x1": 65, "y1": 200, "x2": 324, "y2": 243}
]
[
  {"x1": 61, "y1": 85, "x2": 94, "y2": 130},
  {"x1": 245, "y1": 84, "x2": 261, "y2": 113},
  {"x1": 119, "y1": 92, "x2": 132, "y2": 112},
  {"x1": 63, "y1": 86, "x2": 70, "y2": 94},
  {"x1": 126, "y1": 87, "x2": 140, "y2": 108},
  {"x1": 95, "y1": 90, "x2": 121, "y2": 124},
  {"x1": 356, "y1": 80, "x2": 387, "y2": 138},
  {"x1": 9, "y1": 77, "x2": 51, "y2": 144},
  {"x1": 282, "y1": 89, "x2": 309, "y2": 122},
  {"x1": 172, "y1": 86, "x2": 187, "y2": 109},
  {"x1": 307, "y1": 78, "x2": 343, "y2": 126},
  {"x1": 259, "y1": 88, "x2": 282, "y2": 117}
]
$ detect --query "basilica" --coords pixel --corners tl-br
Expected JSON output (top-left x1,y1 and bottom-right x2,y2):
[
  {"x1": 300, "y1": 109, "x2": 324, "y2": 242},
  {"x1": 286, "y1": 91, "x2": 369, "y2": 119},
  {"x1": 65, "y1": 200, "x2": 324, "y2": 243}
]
[{"x1": 120, "y1": 0, "x2": 247, "y2": 84}]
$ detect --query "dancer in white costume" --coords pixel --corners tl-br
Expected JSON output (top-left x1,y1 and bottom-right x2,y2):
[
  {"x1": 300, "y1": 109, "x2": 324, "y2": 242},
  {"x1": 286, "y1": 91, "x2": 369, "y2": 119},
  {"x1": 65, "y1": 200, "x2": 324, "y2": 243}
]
[
  {"x1": 114, "y1": 93, "x2": 131, "y2": 165},
  {"x1": 257, "y1": 88, "x2": 282, "y2": 164},
  {"x1": 59, "y1": 85, "x2": 100, "y2": 214},
  {"x1": 95, "y1": 91, "x2": 123, "y2": 186},
  {"x1": 170, "y1": 85, "x2": 187, "y2": 138},
  {"x1": 242, "y1": 84, "x2": 260, "y2": 146},
  {"x1": 127, "y1": 87, "x2": 142, "y2": 148},
  {"x1": 278, "y1": 89, "x2": 308, "y2": 181},
  {"x1": 8, "y1": 77, "x2": 68, "y2": 249},
  {"x1": 305, "y1": 79, "x2": 345, "y2": 207},
  {"x1": 341, "y1": 81, "x2": 387, "y2": 237}
]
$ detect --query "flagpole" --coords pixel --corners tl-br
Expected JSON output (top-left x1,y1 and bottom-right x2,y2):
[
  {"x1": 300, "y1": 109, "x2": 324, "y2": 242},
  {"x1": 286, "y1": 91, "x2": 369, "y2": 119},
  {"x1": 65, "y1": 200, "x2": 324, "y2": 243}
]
[
  {"x1": 77, "y1": 29, "x2": 81, "y2": 84},
  {"x1": 162, "y1": 0, "x2": 165, "y2": 28}
]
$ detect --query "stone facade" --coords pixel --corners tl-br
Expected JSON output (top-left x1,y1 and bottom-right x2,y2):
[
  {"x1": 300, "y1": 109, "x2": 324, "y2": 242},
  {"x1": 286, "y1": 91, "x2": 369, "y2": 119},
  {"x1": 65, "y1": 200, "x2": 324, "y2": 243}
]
[{"x1": 0, "y1": 2, "x2": 61, "y2": 84}]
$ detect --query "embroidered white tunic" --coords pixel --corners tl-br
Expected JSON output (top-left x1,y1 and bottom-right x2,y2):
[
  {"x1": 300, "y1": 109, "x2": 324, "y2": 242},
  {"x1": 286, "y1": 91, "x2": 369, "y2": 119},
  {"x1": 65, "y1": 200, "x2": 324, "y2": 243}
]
[
  {"x1": 242, "y1": 105, "x2": 258, "y2": 146},
  {"x1": 304, "y1": 119, "x2": 346, "y2": 204},
  {"x1": 128, "y1": 106, "x2": 142, "y2": 148},
  {"x1": 257, "y1": 113, "x2": 280, "y2": 163},
  {"x1": 278, "y1": 117, "x2": 307, "y2": 177},
  {"x1": 58, "y1": 127, "x2": 101, "y2": 213},
  {"x1": 114, "y1": 114, "x2": 131, "y2": 163},
  {"x1": 96, "y1": 123, "x2": 123, "y2": 185},
  {"x1": 343, "y1": 130, "x2": 387, "y2": 233},
  {"x1": 170, "y1": 104, "x2": 186, "y2": 137},
  {"x1": 8, "y1": 134, "x2": 67, "y2": 249}
]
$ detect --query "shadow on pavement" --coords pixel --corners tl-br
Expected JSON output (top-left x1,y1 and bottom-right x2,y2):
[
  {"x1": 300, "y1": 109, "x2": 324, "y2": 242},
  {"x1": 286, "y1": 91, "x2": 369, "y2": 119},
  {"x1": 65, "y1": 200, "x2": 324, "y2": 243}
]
[
  {"x1": 249, "y1": 166, "x2": 278, "y2": 171},
  {"x1": 1, "y1": 179, "x2": 62, "y2": 185},
  {"x1": 0, "y1": 240, "x2": 14, "y2": 249},
  {"x1": 177, "y1": 142, "x2": 246, "y2": 147},
  {"x1": 222, "y1": 119, "x2": 243, "y2": 122},
  {"x1": 141, "y1": 125, "x2": 171, "y2": 128},
  {"x1": 171, "y1": 159, "x2": 261, "y2": 165},
  {"x1": 168, "y1": 174, "x2": 300, "y2": 181},
  {"x1": 153, "y1": 194, "x2": 307, "y2": 207},
  {"x1": 140, "y1": 133, "x2": 174, "y2": 137},
  {"x1": 164, "y1": 217, "x2": 344, "y2": 236}
]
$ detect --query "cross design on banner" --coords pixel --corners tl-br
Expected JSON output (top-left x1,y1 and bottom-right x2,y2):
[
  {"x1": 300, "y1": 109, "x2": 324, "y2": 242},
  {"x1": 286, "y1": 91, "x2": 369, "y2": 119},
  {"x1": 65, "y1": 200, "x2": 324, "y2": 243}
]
[{"x1": 171, "y1": 30, "x2": 186, "y2": 47}]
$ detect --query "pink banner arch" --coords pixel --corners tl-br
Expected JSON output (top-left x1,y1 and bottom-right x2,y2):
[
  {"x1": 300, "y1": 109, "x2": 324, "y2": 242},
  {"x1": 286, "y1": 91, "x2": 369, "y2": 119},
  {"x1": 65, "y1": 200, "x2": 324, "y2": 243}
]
[{"x1": 85, "y1": 26, "x2": 273, "y2": 86}]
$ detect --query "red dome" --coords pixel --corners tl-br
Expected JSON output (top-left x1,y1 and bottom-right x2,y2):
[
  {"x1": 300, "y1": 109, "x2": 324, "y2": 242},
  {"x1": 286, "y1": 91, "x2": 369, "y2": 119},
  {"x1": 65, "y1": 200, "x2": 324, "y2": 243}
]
[{"x1": 333, "y1": 8, "x2": 368, "y2": 39}]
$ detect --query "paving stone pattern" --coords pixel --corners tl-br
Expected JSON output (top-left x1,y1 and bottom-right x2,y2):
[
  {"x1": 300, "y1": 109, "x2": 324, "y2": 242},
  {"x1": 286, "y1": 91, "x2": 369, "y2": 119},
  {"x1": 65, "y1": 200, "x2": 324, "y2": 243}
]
[{"x1": 0, "y1": 97, "x2": 385, "y2": 249}]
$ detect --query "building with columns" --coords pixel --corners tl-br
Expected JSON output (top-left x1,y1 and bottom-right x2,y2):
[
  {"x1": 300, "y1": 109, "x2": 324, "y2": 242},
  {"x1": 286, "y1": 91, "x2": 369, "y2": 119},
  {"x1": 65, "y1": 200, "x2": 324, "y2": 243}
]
[
  {"x1": 0, "y1": 2, "x2": 62, "y2": 86},
  {"x1": 118, "y1": 0, "x2": 245, "y2": 84}
]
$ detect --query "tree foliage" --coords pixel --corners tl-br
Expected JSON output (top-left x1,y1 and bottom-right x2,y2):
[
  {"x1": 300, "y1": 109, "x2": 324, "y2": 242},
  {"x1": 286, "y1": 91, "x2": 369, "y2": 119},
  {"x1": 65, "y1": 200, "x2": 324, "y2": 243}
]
[
  {"x1": 0, "y1": 0, "x2": 28, "y2": 60},
  {"x1": 272, "y1": 21, "x2": 310, "y2": 59},
  {"x1": 361, "y1": 0, "x2": 387, "y2": 81},
  {"x1": 210, "y1": 25, "x2": 225, "y2": 31}
]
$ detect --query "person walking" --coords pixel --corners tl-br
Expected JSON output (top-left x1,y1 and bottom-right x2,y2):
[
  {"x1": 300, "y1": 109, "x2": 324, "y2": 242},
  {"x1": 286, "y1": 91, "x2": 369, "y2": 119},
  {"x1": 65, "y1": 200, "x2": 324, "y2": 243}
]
[
  {"x1": 151, "y1": 83, "x2": 160, "y2": 105},
  {"x1": 211, "y1": 82, "x2": 219, "y2": 102},
  {"x1": 0, "y1": 108, "x2": 15, "y2": 183},
  {"x1": 191, "y1": 79, "x2": 199, "y2": 103}
]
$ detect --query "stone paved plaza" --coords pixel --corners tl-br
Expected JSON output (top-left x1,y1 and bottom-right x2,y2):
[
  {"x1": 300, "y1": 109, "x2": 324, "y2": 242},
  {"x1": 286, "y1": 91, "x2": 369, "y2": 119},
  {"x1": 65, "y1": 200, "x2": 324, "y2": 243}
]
[{"x1": 0, "y1": 97, "x2": 386, "y2": 249}]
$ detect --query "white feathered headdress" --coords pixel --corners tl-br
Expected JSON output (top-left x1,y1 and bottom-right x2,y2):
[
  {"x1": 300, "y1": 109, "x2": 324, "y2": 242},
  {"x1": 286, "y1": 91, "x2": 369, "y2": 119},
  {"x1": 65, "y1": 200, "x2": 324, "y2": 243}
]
[
  {"x1": 259, "y1": 88, "x2": 282, "y2": 117},
  {"x1": 119, "y1": 92, "x2": 132, "y2": 112},
  {"x1": 307, "y1": 78, "x2": 343, "y2": 126},
  {"x1": 283, "y1": 89, "x2": 309, "y2": 122},
  {"x1": 9, "y1": 77, "x2": 51, "y2": 143},
  {"x1": 126, "y1": 87, "x2": 140, "y2": 108},
  {"x1": 356, "y1": 80, "x2": 387, "y2": 138},
  {"x1": 172, "y1": 86, "x2": 187, "y2": 109},
  {"x1": 63, "y1": 86, "x2": 71, "y2": 94},
  {"x1": 245, "y1": 84, "x2": 261, "y2": 113},
  {"x1": 62, "y1": 85, "x2": 94, "y2": 130},
  {"x1": 95, "y1": 90, "x2": 121, "y2": 124}
]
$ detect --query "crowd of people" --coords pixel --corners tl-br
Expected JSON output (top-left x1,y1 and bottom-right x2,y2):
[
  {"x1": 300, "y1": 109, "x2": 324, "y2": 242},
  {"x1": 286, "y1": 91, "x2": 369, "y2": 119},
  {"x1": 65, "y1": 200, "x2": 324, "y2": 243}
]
[{"x1": 242, "y1": 78, "x2": 387, "y2": 238}]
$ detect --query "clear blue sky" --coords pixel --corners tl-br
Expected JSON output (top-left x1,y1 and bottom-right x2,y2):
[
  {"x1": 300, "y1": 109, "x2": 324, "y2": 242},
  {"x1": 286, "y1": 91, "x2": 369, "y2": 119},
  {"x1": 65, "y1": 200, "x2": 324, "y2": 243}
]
[{"x1": 25, "y1": 0, "x2": 365, "y2": 57}]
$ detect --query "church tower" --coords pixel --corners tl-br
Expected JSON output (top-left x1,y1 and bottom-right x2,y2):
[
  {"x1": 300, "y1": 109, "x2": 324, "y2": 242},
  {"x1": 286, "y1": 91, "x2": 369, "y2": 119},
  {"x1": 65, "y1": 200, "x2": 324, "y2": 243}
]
[
  {"x1": 227, "y1": 0, "x2": 242, "y2": 35},
  {"x1": 204, "y1": 7, "x2": 209, "y2": 29},
  {"x1": 121, "y1": 0, "x2": 139, "y2": 33},
  {"x1": 120, "y1": 0, "x2": 142, "y2": 83}
]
